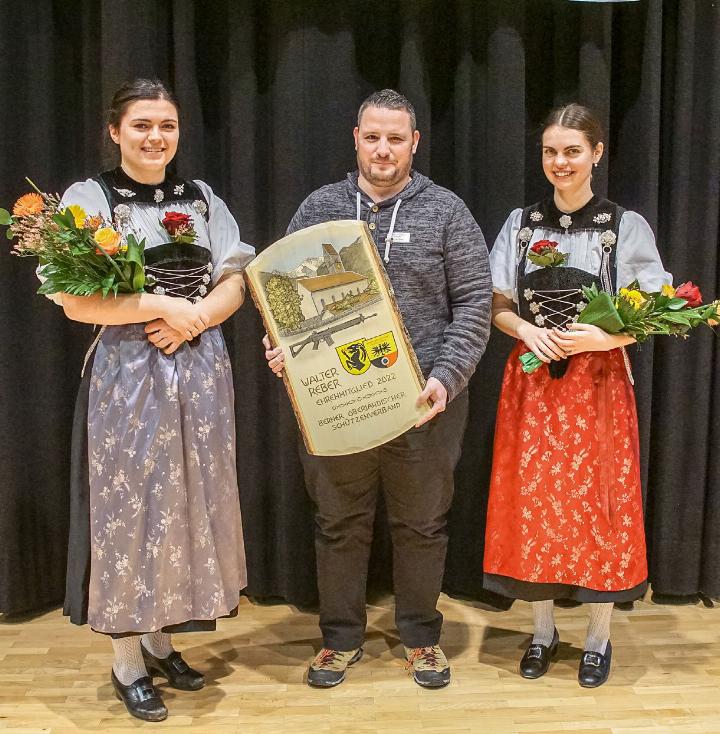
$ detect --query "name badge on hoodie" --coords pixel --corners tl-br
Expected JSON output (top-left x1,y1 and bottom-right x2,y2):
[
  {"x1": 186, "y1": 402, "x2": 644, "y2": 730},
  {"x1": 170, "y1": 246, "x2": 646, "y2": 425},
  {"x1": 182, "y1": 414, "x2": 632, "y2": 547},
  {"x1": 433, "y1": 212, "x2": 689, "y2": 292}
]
[{"x1": 391, "y1": 232, "x2": 410, "y2": 243}]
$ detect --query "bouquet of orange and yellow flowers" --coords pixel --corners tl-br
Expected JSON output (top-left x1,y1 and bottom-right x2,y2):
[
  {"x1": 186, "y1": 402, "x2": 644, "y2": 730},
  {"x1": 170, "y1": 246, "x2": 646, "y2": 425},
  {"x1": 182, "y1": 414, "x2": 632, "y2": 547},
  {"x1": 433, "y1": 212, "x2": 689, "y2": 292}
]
[
  {"x1": 520, "y1": 281, "x2": 720, "y2": 374},
  {"x1": 0, "y1": 184, "x2": 149, "y2": 297}
]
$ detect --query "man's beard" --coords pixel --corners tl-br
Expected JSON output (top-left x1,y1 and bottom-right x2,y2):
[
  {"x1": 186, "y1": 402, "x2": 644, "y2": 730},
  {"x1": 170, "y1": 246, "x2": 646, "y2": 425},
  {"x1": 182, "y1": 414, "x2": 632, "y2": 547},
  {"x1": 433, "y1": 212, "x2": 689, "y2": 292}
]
[{"x1": 359, "y1": 159, "x2": 411, "y2": 188}]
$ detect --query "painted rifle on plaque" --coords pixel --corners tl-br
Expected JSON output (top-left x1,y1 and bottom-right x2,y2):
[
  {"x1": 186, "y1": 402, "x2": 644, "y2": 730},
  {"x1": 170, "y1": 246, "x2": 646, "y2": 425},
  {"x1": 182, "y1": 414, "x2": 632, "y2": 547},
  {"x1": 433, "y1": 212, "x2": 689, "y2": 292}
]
[{"x1": 245, "y1": 220, "x2": 428, "y2": 455}]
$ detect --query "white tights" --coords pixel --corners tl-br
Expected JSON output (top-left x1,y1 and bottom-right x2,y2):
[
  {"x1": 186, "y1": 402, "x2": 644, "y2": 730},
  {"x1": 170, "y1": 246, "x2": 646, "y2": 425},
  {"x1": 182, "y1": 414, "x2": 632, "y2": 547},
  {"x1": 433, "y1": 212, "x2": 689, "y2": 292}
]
[{"x1": 531, "y1": 600, "x2": 612, "y2": 653}]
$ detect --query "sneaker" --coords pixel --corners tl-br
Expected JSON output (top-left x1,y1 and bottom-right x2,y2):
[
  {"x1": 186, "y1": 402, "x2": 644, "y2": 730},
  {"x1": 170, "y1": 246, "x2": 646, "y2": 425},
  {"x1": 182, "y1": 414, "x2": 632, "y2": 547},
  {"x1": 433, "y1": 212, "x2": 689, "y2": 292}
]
[
  {"x1": 404, "y1": 645, "x2": 451, "y2": 688},
  {"x1": 307, "y1": 647, "x2": 363, "y2": 688}
]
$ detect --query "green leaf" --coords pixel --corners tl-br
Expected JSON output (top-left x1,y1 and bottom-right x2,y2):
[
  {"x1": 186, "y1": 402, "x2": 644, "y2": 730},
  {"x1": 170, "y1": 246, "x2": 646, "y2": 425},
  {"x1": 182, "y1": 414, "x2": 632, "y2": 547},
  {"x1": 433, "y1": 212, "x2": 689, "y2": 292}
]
[
  {"x1": 37, "y1": 280, "x2": 59, "y2": 295},
  {"x1": 132, "y1": 264, "x2": 146, "y2": 292},
  {"x1": 667, "y1": 298, "x2": 689, "y2": 311},
  {"x1": 0, "y1": 208, "x2": 12, "y2": 225},
  {"x1": 577, "y1": 291, "x2": 625, "y2": 332},
  {"x1": 52, "y1": 209, "x2": 75, "y2": 229},
  {"x1": 662, "y1": 312, "x2": 694, "y2": 325}
]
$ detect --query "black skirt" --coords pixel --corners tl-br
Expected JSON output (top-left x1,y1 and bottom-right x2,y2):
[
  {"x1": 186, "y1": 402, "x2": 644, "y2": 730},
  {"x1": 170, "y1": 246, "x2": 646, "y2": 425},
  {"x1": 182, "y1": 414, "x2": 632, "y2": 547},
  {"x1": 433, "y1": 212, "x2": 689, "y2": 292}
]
[{"x1": 483, "y1": 572, "x2": 648, "y2": 604}]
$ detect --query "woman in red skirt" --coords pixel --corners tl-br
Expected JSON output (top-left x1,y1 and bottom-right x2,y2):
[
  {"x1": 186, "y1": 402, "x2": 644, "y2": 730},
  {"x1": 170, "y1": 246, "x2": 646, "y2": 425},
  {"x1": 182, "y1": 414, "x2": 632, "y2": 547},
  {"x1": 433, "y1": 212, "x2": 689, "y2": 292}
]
[{"x1": 484, "y1": 104, "x2": 670, "y2": 687}]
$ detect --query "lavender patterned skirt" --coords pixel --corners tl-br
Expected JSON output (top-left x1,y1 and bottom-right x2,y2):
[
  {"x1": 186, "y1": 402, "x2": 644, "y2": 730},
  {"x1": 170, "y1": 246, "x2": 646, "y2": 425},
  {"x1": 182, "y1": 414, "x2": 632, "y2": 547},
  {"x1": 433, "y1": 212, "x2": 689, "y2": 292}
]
[{"x1": 70, "y1": 323, "x2": 246, "y2": 635}]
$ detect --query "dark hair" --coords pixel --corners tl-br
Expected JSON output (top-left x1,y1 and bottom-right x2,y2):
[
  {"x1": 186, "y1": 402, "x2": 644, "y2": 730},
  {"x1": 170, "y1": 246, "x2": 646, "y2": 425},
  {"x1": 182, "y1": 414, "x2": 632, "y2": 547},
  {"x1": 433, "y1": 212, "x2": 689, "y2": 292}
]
[
  {"x1": 357, "y1": 89, "x2": 417, "y2": 131},
  {"x1": 542, "y1": 103, "x2": 604, "y2": 149},
  {"x1": 107, "y1": 78, "x2": 180, "y2": 129}
]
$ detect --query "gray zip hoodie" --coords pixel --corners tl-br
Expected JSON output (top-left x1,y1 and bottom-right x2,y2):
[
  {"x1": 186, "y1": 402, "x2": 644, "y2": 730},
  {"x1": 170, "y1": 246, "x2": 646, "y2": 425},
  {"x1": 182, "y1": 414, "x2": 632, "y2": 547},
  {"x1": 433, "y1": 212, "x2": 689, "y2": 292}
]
[{"x1": 287, "y1": 170, "x2": 492, "y2": 402}]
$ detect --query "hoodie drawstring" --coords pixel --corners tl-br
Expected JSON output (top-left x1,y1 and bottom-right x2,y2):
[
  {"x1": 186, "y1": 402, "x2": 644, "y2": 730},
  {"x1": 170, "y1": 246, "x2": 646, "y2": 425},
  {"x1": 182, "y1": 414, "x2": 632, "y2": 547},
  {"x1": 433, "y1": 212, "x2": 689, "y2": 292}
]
[
  {"x1": 355, "y1": 192, "x2": 403, "y2": 264},
  {"x1": 383, "y1": 199, "x2": 402, "y2": 263}
]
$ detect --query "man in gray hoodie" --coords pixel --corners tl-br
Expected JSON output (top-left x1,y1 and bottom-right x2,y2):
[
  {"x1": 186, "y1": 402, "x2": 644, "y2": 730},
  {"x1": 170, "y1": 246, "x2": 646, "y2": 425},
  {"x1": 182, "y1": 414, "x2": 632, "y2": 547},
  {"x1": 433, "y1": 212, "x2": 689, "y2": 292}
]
[{"x1": 264, "y1": 89, "x2": 492, "y2": 689}]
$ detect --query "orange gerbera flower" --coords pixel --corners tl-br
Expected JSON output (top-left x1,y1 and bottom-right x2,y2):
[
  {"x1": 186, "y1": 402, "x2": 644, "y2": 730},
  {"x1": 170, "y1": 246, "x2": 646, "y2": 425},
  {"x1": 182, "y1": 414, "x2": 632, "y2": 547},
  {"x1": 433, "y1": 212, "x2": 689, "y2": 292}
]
[{"x1": 13, "y1": 192, "x2": 44, "y2": 217}]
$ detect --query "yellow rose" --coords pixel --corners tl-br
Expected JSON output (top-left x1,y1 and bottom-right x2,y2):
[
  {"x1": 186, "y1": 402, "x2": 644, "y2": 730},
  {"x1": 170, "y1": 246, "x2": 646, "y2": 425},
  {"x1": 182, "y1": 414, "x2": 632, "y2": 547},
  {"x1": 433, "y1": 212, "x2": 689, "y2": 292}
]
[
  {"x1": 661, "y1": 284, "x2": 676, "y2": 297},
  {"x1": 66, "y1": 204, "x2": 87, "y2": 228},
  {"x1": 94, "y1": 227, "x2": 122, "y2": 256}
]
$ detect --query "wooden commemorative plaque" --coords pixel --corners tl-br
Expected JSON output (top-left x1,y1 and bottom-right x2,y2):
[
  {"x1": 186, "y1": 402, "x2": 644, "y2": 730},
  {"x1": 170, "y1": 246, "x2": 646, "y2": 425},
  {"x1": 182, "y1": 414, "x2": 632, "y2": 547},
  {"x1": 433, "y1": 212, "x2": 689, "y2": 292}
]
[{"x1": 245, "y1": 220, "x2": 428, "y2": 455}]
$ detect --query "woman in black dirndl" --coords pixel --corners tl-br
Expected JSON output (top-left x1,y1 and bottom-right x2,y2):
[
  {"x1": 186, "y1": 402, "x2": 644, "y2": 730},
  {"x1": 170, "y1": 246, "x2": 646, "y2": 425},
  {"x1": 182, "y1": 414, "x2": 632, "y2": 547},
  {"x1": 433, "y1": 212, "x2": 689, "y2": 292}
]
[
  {"x1": 484, "y1": 104, "x2": 671, "y2": 687},
  {"x1": 52, "y1": 79, "x2": 254, "y2": 721}
]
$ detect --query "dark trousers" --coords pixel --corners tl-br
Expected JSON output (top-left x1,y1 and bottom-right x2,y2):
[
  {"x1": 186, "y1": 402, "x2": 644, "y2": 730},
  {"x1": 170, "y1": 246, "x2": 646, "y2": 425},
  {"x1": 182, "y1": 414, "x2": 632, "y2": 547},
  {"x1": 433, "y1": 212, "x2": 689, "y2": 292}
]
[{"x1": 299, "y1": 391, "x2": 469, "y2": 650}]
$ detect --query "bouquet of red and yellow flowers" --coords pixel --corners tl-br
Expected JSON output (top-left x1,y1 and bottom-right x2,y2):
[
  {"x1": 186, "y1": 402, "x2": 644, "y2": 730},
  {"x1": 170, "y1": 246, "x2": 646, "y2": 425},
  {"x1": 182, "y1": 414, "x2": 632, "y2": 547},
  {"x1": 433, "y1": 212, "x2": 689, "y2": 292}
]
[
  {"x1": 0, "y1": 184, "x2": 149, "y2": 297},
  {"x1": 520, "y1": 281, "x2": 719, "y2": 374}
]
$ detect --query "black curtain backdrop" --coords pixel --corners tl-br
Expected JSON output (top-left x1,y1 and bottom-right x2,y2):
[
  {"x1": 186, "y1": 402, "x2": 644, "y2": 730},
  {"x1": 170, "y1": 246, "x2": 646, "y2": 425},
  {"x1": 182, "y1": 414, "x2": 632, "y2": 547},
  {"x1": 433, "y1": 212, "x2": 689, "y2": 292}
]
[{"x1": 1, "y1": 0, "x2": 718, "y2": 616}]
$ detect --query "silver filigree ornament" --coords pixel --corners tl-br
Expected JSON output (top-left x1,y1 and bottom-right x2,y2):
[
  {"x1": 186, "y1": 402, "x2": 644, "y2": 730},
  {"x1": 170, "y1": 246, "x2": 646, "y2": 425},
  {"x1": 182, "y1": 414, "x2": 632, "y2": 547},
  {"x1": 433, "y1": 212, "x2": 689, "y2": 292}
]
[
  {"x1": 153, "y1": 286, "x2": 166, "y2": 295},
  {"x1": 206, "y1": 263, "x2": 213, "y2": 273},
  {"x1": 113, "y1": 204, "x2": 131, "y2": 224},
  {"x1": 193, "y1": 199, "x2": 208, "y2": 216},
  {"x1": 559, "y1": 214, "x2": 572, "y2": 231},
  {"x1": 530, "y1": 302, "x2": 541, "y2": 314},
  {"x1": 535, "y1": 314, "x2": 545, "y2": 326},
  {"x1": 193, "y1": 296, "x2": 203, "y2": 304},
  {"x1": 154, "y1": 189, "x2": 164, "y2": 203},
  {"x1": 593, "y1": 212, "x2": 612, "y2": 224},
  {"x1": 600, "y1": 230, "x2": 617, "y2": 246},
  {"x1": 202, "y1": 274, "x2": 211, "y2": 285},
  {"x1": 198, "y1": 285, "x2": 208, "y2": 296},
  {"x1": 523, "y1": 288, "x2": 534, "y2": 301},
  {"x1": 530, "y1": 211, "x2": 543, "y2": 222},
  {"x1": 576, "y1": 301, "x2": 587, "y2": 312},
  {"x1": 173, "y1": 184, "x2": 185, "y2": 196},
  {"x1": 114, "y1": 187, "x2": 136, "y2": 198},
  {"x1": 519, "y1": 227, "x2": 533, "y2": 244}
]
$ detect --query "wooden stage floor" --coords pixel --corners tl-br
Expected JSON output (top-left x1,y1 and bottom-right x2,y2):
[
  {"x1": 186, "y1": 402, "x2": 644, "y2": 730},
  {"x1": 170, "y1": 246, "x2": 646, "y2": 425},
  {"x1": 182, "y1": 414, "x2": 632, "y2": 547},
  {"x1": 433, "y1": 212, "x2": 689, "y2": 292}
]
[{"x1": 1, "y1": 593, "x2": 719, "y2": 733}]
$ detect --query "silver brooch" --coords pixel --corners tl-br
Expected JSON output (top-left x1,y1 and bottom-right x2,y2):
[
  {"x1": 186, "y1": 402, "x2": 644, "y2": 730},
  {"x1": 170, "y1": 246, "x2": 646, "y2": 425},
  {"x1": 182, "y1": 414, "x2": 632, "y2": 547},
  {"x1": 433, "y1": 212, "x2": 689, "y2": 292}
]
[
  {"x1": 530, "y1": 211, "x2": 543, "y2": 222},
  {"x1": 193, "y1": 199, "x2": 208, "y2": 215},
  {"x1": 519, "y1": 227, "x2": 533, "y2": 243},
  {"x1": 535, "y1": 314, "x2": 545, "y2": 326},
  {"x1": 599, "y1": 230, "x2": 617, "y2": 246},
  {"x1": 576, "y1": 302, "x2": 587, "y2": 312},
  {"x1": 154, "y1": 189, "x2": 164, "y2": 203},
  {"x1": 173, "y1": 184, "x2": 185, "y2": 196},
  {"x1": 198, "y1": 285, "x2": 208, "y2": 296},
  {"x1": 202, "y1": 274, "x2": 211, "y2": 285},
  {"x1": 559, "y1": 214, "x2": 572, "y2": 231},
  {"x1": 523, "y1": 288, "x2": 534, "y2": 301},
  {"x1": 593, "y1": 212, "x2": 612, "y2": 224},
  {"x1": 153, "y1": 286, "x2": 166, "y2": 295},
  {"x1": 530, "y1": 302, "x2": 540, "y2": 314},
  {"x1": 114, "y1": 187, "x2": 136, "y2": 198},
  {"x1": 193, "y1": 296, "x2": 203, "y2": 303},
  {"x1": 207, "y1": 263, "x2": 213, "y2": 273},
  {"x1": 113, "y1": 204, "x2": 131, "y2": 223}
]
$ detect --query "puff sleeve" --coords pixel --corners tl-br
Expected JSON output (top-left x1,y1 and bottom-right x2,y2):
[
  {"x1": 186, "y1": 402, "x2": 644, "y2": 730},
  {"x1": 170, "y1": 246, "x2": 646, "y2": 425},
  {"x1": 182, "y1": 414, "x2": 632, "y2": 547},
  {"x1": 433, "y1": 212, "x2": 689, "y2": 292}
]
[
  {"x1": 488, "y1": 208, "x2": 523, "y2": 302},
  {"x1": 194, "y1": 180, "x2": 255, "y2": 284},
  {"x1": 616, "y1": 211, "x2": 672, "y2": 291}
]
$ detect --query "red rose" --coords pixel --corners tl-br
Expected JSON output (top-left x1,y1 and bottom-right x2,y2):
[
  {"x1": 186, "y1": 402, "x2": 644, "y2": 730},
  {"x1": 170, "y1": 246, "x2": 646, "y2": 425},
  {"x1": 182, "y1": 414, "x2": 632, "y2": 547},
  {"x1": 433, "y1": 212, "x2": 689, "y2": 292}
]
[
  {"x1": 162, "y1": 211, "x2": 193, "y2": 235},
  {"x1": 675, "y1": 281, "x2": 703, "y2": 307},
  {"x1": 530, "y1": 239, "x2": 559, "y2": 254}
]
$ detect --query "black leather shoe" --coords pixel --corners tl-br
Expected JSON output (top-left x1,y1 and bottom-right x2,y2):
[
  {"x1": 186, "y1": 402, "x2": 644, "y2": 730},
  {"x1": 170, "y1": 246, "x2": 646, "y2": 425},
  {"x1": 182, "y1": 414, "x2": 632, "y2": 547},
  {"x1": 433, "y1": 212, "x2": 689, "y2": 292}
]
[
  {"x1": 578, "y1": 641, "x2": 612, "y2": 688},
  {"x1": 141, "y1": 647, "x2": 205, "y2": 691},
  {"x1": 519, "y1": 628, "x2": 559, "y2": 679},
  {"x1": 111, "y1": 670, "x2": 168, "y2": 722}
]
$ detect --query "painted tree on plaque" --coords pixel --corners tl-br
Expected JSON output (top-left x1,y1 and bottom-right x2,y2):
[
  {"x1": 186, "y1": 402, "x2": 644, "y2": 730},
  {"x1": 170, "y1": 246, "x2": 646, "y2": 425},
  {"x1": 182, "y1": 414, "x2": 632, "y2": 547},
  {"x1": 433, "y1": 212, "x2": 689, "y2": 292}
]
[{"x1": 266, "y1": 273, "x2": 303, "y2": 331}]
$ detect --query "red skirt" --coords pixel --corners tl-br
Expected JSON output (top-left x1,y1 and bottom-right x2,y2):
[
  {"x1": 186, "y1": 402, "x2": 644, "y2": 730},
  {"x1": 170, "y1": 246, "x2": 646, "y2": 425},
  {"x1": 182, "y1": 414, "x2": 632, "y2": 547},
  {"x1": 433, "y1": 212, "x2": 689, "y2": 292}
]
[{"x1": 483, "y1": 342, "x2": 648, "y2": 602}]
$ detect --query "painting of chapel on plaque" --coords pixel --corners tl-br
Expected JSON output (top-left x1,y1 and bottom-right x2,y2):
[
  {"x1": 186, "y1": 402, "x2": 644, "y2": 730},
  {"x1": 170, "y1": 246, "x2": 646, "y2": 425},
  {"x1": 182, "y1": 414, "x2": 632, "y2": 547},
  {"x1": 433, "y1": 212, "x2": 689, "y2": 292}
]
[{"x1": 245, "y1": 220, "x2": 428, "y2": 456}]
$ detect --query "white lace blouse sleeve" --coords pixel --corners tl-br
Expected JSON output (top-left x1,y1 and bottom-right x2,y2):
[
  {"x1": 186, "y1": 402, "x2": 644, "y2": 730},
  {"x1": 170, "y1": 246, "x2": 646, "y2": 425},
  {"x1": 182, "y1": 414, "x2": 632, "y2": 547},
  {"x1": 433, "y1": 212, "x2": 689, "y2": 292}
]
[
  {"x1": 488, "y1": 208, "x2": 523, "y2": 302},
  {"x1": 616, "y1": 211, "x2": 672, "y2": 291},
  {"x1": 194, "y1": 181, "x2": 255, "y2": 285},
  {"x1": 37, "y1": 179, "x2": 111, "y2": 305}
]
